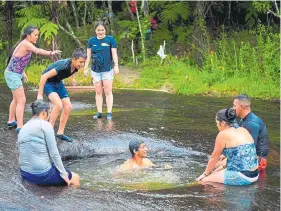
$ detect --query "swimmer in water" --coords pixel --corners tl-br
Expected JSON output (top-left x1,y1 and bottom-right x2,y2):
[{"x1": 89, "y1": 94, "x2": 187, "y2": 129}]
[{"x1": 118, "y1": 140, "x2": 154, "y2": 172}]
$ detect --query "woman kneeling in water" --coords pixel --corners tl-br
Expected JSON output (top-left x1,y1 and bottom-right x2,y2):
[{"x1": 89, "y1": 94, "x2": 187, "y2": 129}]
[
  {"x1": 196, "y1": 108, "x2": 259, "y2": 185},
  {"x1": 18, "y1": 100, "x2": 80, "y2": 187}
]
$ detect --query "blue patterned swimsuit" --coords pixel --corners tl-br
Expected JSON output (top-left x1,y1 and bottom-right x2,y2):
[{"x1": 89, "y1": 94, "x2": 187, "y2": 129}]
[{"x1": 223, "y1": 143, "x2": 259, "y2": 185}]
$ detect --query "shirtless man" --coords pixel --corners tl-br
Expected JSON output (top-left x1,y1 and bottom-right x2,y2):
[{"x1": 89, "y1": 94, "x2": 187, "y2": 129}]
[{"x1": 119, "y1": 140, "x2": 154, "y2": 171}]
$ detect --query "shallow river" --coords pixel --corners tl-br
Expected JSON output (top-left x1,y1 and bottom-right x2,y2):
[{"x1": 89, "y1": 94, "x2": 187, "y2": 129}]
[{"x1": 0, "y1": 84, "x2": 279, "y2": 211}]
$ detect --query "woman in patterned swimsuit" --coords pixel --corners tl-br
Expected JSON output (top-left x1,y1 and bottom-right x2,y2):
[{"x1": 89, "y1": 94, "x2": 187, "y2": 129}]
[
  {"x1": 196, "y1": 108, "x2": 259, "y2": 185},
  {"x1": 5, "y1": 25, "x2": 60, "y2": 132}
]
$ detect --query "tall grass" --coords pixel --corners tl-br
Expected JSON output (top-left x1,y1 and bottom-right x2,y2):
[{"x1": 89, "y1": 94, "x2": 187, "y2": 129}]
[
  {"x1": 1, "y1": 27, "x2": 279, "y2": 100},
  {"x1": 133, "y1": 27, "x2": 280, "y2": 99}
]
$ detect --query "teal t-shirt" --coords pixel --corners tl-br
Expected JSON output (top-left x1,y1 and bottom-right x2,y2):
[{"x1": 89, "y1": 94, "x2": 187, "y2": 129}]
[
  {"x1": 42, "y1": 58, "x2": 78, "y2": 83},
  {"x1": 87, "y1": 35, "x2": 117, "y2": 73}
]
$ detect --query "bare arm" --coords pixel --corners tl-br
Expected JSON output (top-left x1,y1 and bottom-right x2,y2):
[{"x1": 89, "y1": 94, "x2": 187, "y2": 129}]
[
  {"x1": 204, "y1": 133, "x2": 225, "y2": 175},
  {"x1": 24, "y1": 41, "x2": 61, "y2": 56},
  {"x1": 111, "y1": 48, "x2": 118, "y2": 66},
  {"x1": 111, "y1": 48, "x2": 119, "y2": 75},
  {"x1": 196, "y1": 132, "x2": 225, "y2": 181},
  {"x1": 37, "y1": 69, "x2": 57, "y2": 99}
]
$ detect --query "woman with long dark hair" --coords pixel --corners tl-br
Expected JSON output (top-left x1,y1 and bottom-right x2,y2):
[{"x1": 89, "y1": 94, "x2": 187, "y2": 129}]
[{"x1": 5, "y1": 25, "x2": 61, "y2": 132}]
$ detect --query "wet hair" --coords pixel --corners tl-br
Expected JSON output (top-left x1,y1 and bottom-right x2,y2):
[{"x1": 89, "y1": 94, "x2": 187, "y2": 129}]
[
  {"x1": 216, "y1": 108, "x2": 236, "y2": 126},
  {"x1": 234, "y1": 94, "x2": 251, "y2": 107},
  {"x1": 94, "y1": 21, "x2": 107, "y2": 30},
  {"x1": 30, "y1": 100, "x2": 50, "y2": 116},
  {"x1": 72, "y1": 48, "x2": 87, "y2": 59},
  {"x1": 129, "y1": 140, "x2": 144, "y2": 157}
]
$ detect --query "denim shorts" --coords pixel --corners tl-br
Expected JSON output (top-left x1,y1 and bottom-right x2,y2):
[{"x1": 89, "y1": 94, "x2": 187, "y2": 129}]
[
  {"x1": 224, "y1": 170, "x2": 258, "y2": 186},
  {"x1": 4, "y1": 70, "x2": 23, "y2": 91},
  {"x1": 20, "y1": 164, "x2": 72, "y2": 186},
  {"x1": 44, "y1": 82, "x2": 69, "y2": 99},
  {"x1": 91, "y1": 69, "x2": 114, "y2": 83}
]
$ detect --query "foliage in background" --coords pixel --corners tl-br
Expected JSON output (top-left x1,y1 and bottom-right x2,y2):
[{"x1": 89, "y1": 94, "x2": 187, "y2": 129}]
[
  {"x1": 131, "y1": 26, "x2": 280, "y2": 99},
  {"x1": 16, "y1": 5, "x2": 58, "y2": 45},
  {"x1": 0, "y1": 1, "x2": 279, "y2": 100}
]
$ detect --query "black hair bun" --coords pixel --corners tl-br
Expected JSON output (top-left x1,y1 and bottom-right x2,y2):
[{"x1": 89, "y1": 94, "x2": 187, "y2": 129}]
[{"x1": 225, "y1": 108, "x2": 236, "y2": 121}]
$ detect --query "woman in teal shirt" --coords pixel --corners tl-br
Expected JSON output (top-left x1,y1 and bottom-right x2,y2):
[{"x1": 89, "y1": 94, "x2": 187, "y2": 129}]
[{"x1": 84, "y1": 22, "x2": 119, "y2": 120}]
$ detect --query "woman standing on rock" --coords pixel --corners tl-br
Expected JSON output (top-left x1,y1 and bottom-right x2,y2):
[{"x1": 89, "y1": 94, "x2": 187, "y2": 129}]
[
  {"x1": 5, "y1": 25, "x2": 60, "y2": 132},
  {"x1": 84, "y1": 22, "x2": 119, "y2": 120}
]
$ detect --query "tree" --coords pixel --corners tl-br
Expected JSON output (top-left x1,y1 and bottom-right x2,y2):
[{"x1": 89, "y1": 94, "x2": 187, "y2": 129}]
[
  {"x1": 16, "y1": 4, "x2": 59, "y2": 46},
  {"x1": 192, "y1": 1, "x2": 208, "y2": 68},
  {"x1": 4, "y1": 1, "x2": 13, "y2": 53}
]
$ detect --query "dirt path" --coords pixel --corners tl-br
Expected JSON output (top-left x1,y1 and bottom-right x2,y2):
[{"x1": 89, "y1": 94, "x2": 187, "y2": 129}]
[
  {"x1": 115, "y1": 66, "x2": 140, "y2": 85},
  {"x1": 65, "y1": 66, "x2": 171, "y2": 93}
]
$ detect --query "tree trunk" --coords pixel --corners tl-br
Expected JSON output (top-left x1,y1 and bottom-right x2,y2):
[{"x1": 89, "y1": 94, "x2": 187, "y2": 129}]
[
  {"x1": 227, "y1": 1, "x2": 231, "y2": 26},
  {"x1": 83, "y1": 2, "x2": 87, "y2": 26},
  {"x1": 5, "y1": 1, "x2": 13, "y2": 53},
  {"x1": 88, "y1": 1, "x2": 94, "y2": 23},
  {"x1": 70, "y1": 1, "x2": 79, "y2": 29},
  {"x1": 131, "y1": 40, "x2": 135, "y2": 65},
  {"x1": 136, "y1": 3, "x2": 145, "y2": 61},
  {"x1": 192, "y1": 1, "x2": 207, "y2": 68},
  {"x1": 58, "y1": 22, "x2": 82, "y2": 47},
  {"x1": 102, "y1": 0, "x2": 106, "y2": 11},
  {"x1": 51, "y1": 1, "x2": 61, "y2": 61},
  {"x1": 107, "y1": 0, "x2": 114, "y2": 35}
]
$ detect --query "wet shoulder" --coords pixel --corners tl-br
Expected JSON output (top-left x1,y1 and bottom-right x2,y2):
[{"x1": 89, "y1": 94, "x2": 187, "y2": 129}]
[
  {"x1": 143, "y1": 158, "x2": 153, "y2": 167},
  {"x1": 119, "y1": 159, "x2": 134, "y2": 171}
]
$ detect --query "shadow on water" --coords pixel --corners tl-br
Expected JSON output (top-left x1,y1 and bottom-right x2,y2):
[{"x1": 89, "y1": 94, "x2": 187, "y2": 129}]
[{"x1": 0, "y1": 84, "x2": 279, "y2": 210}]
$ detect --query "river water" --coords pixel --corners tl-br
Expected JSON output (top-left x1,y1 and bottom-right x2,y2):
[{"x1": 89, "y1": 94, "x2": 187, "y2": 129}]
[{"x1": 0, "y1": 84, "x2": 279, "y2": 211}]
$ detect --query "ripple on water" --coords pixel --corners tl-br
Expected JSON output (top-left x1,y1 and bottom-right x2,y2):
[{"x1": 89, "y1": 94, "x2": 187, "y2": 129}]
[{"x1": 60, "y1": 132, "x2": 208, "y2": 192}]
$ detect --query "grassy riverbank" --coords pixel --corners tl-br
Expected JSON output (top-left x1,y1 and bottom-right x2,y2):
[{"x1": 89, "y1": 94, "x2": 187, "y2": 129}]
[
  {"x1": 1, "y1": 27, "x2": 279, "y2": 100},
  {"x1": 21, "y1": 54, "x2": 279, "y2": 100}
]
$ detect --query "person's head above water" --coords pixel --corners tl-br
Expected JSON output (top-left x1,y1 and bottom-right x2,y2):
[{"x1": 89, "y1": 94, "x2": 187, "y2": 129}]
[
  {"x1": 30, "y1": 100, "x2": 50, "y2": 119},
  {"x1": 129, "y1": 140, "x2": 147, "y2": 158},
  {"x1": 233, "y1": 94, "x2": 251, "y2": 118},
  {"x1": 216, "y1": 108, "x2": 236, "y2": 130}
]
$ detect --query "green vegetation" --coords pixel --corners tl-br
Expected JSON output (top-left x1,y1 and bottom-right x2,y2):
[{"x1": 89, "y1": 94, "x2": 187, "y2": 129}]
[
  {"x1": 132, "y1": 27, "x2": 280, "y2": 99},
  {"x1": 0, "y1": 1, "x2": 279, "y2": 100}
]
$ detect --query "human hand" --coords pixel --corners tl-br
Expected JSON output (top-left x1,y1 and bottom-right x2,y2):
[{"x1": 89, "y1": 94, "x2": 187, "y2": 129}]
[
  {"x1": 64, "y1": 174, "x2": 70, "y2": 185},
  {"x1": 71, "y1": 78, "x2": 77, "y2": 86},
  {"x1": 219, "y1": 154, "x2": 226, "y2": 161},
  {"x1": 51, "y1": 50, "x2": 62, "y2": 56},
  {"x1": 23, "y1": 73, "x2": 28, "y2": 83},
  {"x1": 84, "y1": 67, "x2": 89, "y2": 77},
  {"x1": 37, "y1": 94, "x2": 43, "y2": 100},
  {"x1": 114, "y1": 65, "x2": 119, "y2": 75},
  {"x1": 195, "y1": 173, "x2": 207, "y2": 182}
]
